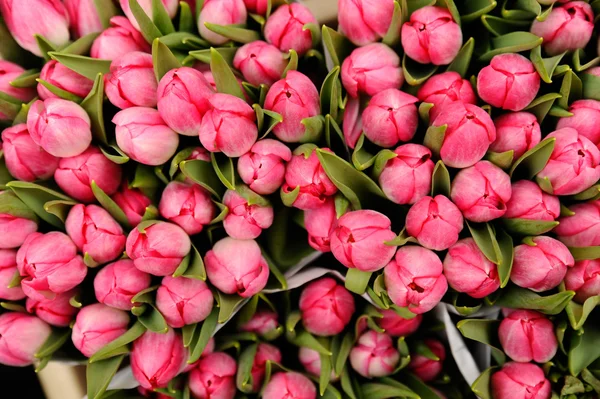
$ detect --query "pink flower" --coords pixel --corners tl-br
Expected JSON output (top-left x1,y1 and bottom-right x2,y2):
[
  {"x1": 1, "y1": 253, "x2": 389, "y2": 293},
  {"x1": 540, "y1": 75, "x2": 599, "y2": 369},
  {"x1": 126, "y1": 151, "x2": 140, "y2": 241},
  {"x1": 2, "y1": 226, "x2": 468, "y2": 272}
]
[
  {"x1": 91, "y1": 16, "x2": 150, "y2": 60},
  {"x1": 417, "y1": 71, "x2": 476, "y2": 120},
  {"x1": 111, "y1": 183, "x2": 152, "y2": 227},
  {"x1": 555, "y1": 200, "x2": 600, "y2": 247},
  {"x1": 264, "y1": 3, "x2": 317, "y2": 56},
  {"x1": 565, "y1": 260, "x2": 600, "y2": 304},
  {"x1": 198, "y1": 0, "x2": 247, "y2": 45},
  {"x1": 299, "y1": 277, "x2": 355, "y2": 336},
  {"x1": 119, "y1": 0, "x2": 179, "y2": 31},
  {"x1": 156, "y1": 276, "x2": 214, "y2": 328},
  {"x1": 64, "y1": 0, "x2": 104, "y2": 38},
  {"x1": 0, "y1": 313, "x2": 51, "y2": 367},
  {"x1": 243, "y1": 0, "x2": 267, "y2": 15},
  {"x1": 299, "y1": 347, "x2": 336, "y2": 381},
  {"x1": 94, "y1": 259, "x2": 152, "y2": 310},
  {"x1": 343, "y1": 96, "x2": 363, "y2": 149},
  {"x1": 498, "y1": 310, "x2": 557, "y2": 363},
  {"x1": 304, "y1": 197, "x2": 336, "y2": 252},
  {"x1": 557, "y1": 100, "x2": 600, "y2": 146},
  {"x1": 240, "y1": 310, "x2": 280, "y2": 338},
  {"x1": 377, "y1": 309, "x2": 422, "y2": 337},
  {"x1": 237, "y1": 139, "x2": 292, "y2": 195},
  {"x1": 38, "y1": 60, "x2": 94, "y2": 100},
  {"x1": 491, "y1": 362, "x2": 551, "y2": 399},
  {"x1": 450, "y1": 161, "x2": 512, "y2": 222},
  {"x1": 338, "y1": 0, "x2": 394, "y2": 46},
  {"x1": 408, "y1": 339, "x2": 445, "y2": 382},
  {"x1": 223, "y1": 187, "x2": 274, "y2": 240},
  {"x1": 0, "y1": 250, "x2": 25, "y2": 301},
  {"x1": 189, "y1": 352, "x2": 237, "y2": 399},
  {"x1": 263, "y1": 372, "x2": 316, "y2": 399},
  {"x1": 350, "y1": 330, "x2": 400, "y2": 378},
  {"x1": 105, "y1": 52, "x2": 157, "y2": 109},
  {"x1": 71, "y1": 303, "x2": 129, "y2": 357},
  {"x1": 504, "y1": 180, "x2": 560, "y2": 221},
  {"x1": 490, "y1": 112, "x2": 542, "y2": 160},
  {"x1": 234, "y1": 41, "x2": 287, "y2": 87},
  {"x1": 0, "y1": 211, "x2": 38, "y2": 249},
  {"x1": 252, "y1": 344, "x2": 282, "y2": 392},
  {"x1": 384, "y1": 246, "x2": 448, "y2": 314},
  {"x1": 401, "y1": 6, "x2": 462, "y2": 65},
  {"x1": 0, "y1": 61, "x2": 36, "y2": 118},
  {"x1": 406, "y1": 195, "x2": 463, "y2": 251},
  {"x1": 204, "y1": 237, "x2": 269, "y2": 297},
  {"x1": 362, "y1": 89, "x2": 418, "y2": 148},
  {"x1": 159, "y1": 182, "x2": 215, "y2": 235},
  {"x1": 26, "y1": 290, "x2": 78, "y2": 327}
]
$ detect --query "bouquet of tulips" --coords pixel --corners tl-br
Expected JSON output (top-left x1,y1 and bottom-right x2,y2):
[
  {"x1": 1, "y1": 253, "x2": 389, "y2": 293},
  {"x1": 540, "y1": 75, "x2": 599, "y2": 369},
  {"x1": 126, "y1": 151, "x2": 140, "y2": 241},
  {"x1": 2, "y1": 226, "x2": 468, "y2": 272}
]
[{"x1": 2, "y1": 0, "x2": 600, "y2": 398}]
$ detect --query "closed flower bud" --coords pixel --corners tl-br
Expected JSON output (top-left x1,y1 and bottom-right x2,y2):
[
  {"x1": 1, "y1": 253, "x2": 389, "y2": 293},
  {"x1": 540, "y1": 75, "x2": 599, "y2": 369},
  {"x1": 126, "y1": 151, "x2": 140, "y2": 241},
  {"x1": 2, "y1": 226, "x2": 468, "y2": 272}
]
[
  {"x1": 0, "y1": 61, "x2": 36, "y2": 119},
  {"x1": 511, "y1": 236, "x2": 574, "y2": 292},
  {"x1": 329, "y1": 210, "x2": 396, "y2": 272},
  {"x1": 114, "y1": 107, "x2": 180, "y2": 166},
  {"x1": 223, "y1": 187, "x2": 273, "y2": 240},
  {"x1": 111, "y1": 183, "x2": 152, "y2": 227},
  {"x1": 27, "y1": 98, "x2": 92, "y2": 158},
  {"x1": 91, "y1": 16, "x2": 150, "y2": 60},
  {"x1": 264, "y1": 3, "x2": 317, "y2": 56},
  {"x1": 237, "y1": 139, "x2": 292, "y2": 195},
  {"x1": 263, "y1": 372, "x2": 316, "y2": 399},
  {"x1": 234, "y1": 41, "x2": 287, "y2": 87},
  {"x1": 0, "y1": 211, "x2": 38, "y2": 249},
  {"x1": 26, "y1": 289, "x2": 78, "y2": 327},
  {"x1": 555, "y1": 200, "x2": 600, "y2": 247},
  {"x1": 304, "y1": 197, "x2": 336, "y2": 252},
  {"x1": 362, "y1": 89, "x2": 418, "y2": 148},
  {"x1": 54, "y1": 146, "x2": 122, "y2": 203},
  {"x1": 64, "y1": 0, "x2": 105, "y2": 38},
  {"x1": 406, "y1": 195, "x2": 463, "y2": 251},
  {"x1": 240, "y1": 310, "x2": 280, "y2": 338},
  {"x1": 343, "y1": 96, "x2": 363, "y2": 149},
  {"x1": 159, "y1": 181, "x2": 215, "y2": 235},
  {"x1": 443, "y1": 238, "x2": 500, "y2": 298},
  {"x1": 338, "y1": 0, "x2": 394, "y2": 46},
  {"x1": 299, "y1": 277, "x2": 355, "y2": 336},
  {"x1": 499, "y1": 310, "x2": 557, "y2": 363},
  {"x1": 491, "y1": 362, "x2": 551, "y2": 399},
  {"x1": 243, "y1": 0, "x2": 267, "y2": 14},
  {"x1": 417, "y1": 71, "x2": 476, "y2": 121},
  {"x1": 189, "y1": 352, "x2": 237, "y2": 399},
  {"x1": 341, "y1": 43, "x2": 403, "y2": 98},
  {"x1": 490, "y1": 112, "x2": 542, "y2": 160},
  {"x1": 251, "y1": 344, "x2": 282, "y2": 392},
  {"x1": 504, "y1": 180, "x2": 560, "y2": 221},
  {"x1": 408, "y1": 339, "x2": 445, "y2": 382},
  {"x1": 299, "y1": 347, "x2": 336, "y2": 381},
  {"x1": 120, "y1": 0, "x2": 178, "y2": 31},
  {"x1": 401, "y1": 6, "x2": 462, "y2": 65},
  {"x1": 0, "y1": 250, "x2": 25, "y2": 301},
  {"x1": 565, "y1": 260, "x2": 600, "y2": 304},
  {"x1": 377, "y1": 308, "x2": 422, "y2": 337},
  {"x1": 0, "y1": 313, "x2": 51, "y2": 367},
  {"x1": 72, "y1": 303, "x2": 129, "y2": 357},
  {"x1": 350, "y1": 330, "x2": 400, "y2": 378},
  {"x1": 198, "y1": 0, "x2": 247, "y2": 45},
  {"x1": 38, "y1": 60, "x2": 94, "y2": 100},
  {"x1": 556, "y1": 100, "x2": 600, "y2": 146},
  {"x1": 450, "y1": 161, "x2": 512, "y2": 222},
  {"x1": 156, "y1": 276, "x2": 214, "y2": 328},
  {"x1": 105, "y1": 52, "x2": 158, "y2": 109},
  {"x1": 94, "y1": 259, "x2": 151, "y2": 310},
  {"x1": 205, "y1": 238, "x2": 269, "y2": 297},
  {"x1": 384, "y1": 246, "x2": 447, "y2": 314}
]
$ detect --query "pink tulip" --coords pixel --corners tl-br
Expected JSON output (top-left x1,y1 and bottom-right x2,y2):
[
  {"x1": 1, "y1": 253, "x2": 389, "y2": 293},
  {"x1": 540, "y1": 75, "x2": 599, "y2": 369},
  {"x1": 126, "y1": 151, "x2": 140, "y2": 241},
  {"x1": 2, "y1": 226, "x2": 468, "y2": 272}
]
[
  {"x1": 0, "y1": 0, "x2": 69, "y2": 57},
  {"x1": 406, "y1": 195, "x2": 463, "y2": 251},
  {"x1": 377, "y1": 308, "x2": 422, "y2": 337},
  {"x1": 64, "y1": 0, "x2": 105, "y2": 37},
  {"x1": 450, "y1": 161, "x2": 512, "y2": 222},
  {"x1": 504, "y1": 180, "x2": 560, "y2": 221},
  {"x1": 156, "y1": 276, "x2": 214, "y2": 328},
  {"x1": 157, "y1": 67, "x2": 214, "y2": 136},
  {"x1": 299, "y1": 277, "x2": 355, "y2": 336},
  {"x1": 38, "y1": 60, "x2": 94, "y2": 100},
  {"x1": 189, "y1": 352, "x2": 237, "y2": 399},
  {"x1": 0, "y1": 211, "x2": 38, "y2": 249},
  {"x1": 120, "y1": 0, "x2": 179, "y2": 31},
  {"x1": 252, "y1": 344, "x2": 282, "y2": 392},
  {"x1": 105, "y1": 52, "x2": 157, "y2": 109},
  {"x1": 91, "y1": 16, "x2": 150, "y2": 60},
  {"x1": 199, "y1": 93, "x2": 257, "y2": 157},
  {"x1": 54, "y1": 146, "x2": 122, "y2": 203},
  {"x1": 431, "y1": 102, "x2": 496, "y2": 168},
  {"x1": 408, "y1": 339, "x2": 445, "y2": 382},
  {"x1": 498, "y1": 310, "x2": 557, "y2": 363},
  {"x1": 443, "y1": 238, "x2": 500, "y2": 298},
  {"x1": 240, "y1": 310, "x2": 280, "y2": 338},
  {"x1": 27, "y1": 98, "x2": 92, "y2": 158},
  {"x1": 343, "y1": 96, "x2": 363, "y2": 149},
  {"x1": 329, "y1": 210, "x2": 397, "y2": 272},
  {"x1": 537, "y1": 128, "x2": 600, "y2": 195},
  {"x1": 555, "y1": 200, "x2": 600, "y2": 247},
  {"x1": 299, "y1": 347, "x2": 336, "y2": 381},
  {"x1": 111, "y1": 183, "x2": 152, "y2": 227},
  {"x1": 0, "y1": 250, "x2": 25, "y2": 301},
  {"x1": 0, "y1": 61, "x2": 36, "y2": 118},
  {"x1": 531, "y1": 1, "x2": 594, "y2": 56},
  {"x1": 491, "y1": 362, "x2": 551, "y2": 399},
  {"x1": 304, "y1": 197, "x2": 336, "y2": 252},
  {"x1": 350, "y1": 330, "x2": 400, "y2": 378},
  {"x1": 71, "y1": 303, "x2": 129, "y2": 357},
  {"x1": 1, "y1": 124, "x2": 59, "y2": 181},
  {"x1": 401, "y1": 6, "x2": 462, "y2": 65},
  {"x1": 0, "y1": 313, "x2": 51, "y2": 367},
  {"x1": 263, "y1": 372, "x2": 316, "y2": 399},
  {"x1": 234, "y1": 41, "x2": 287, "y2": 87},
  {"x1": 132, "y1": 328, "x2": 187, "y2": 390},
  {"x1": 417, "y1": 71, "x2": 476, "y2": 120},
  {"x1": 17, "y1": 232, "x2": 87, "y2": 300},
  {"x1": 384, "y1": 246, "x2": 447, "y2": 314},
  {"x1": 338, "y1": 0, "x2": 394, "y2": 46},
  {"x1": 237, "y1": 139, "x2": 292, "y2": 195},
  {"x1": 565, "y1": 260, "x2": 600, "y2": 304},
  {"x1": 187, "y1": 147, "x2": 211, "y2": 162},
  {"x1": 362, "y1": 89, "x2": 418, "y2": 148},
  {"x1": 557, "y1": 100, "x2": 600, "y2": 146},
  {"x1": 198, "y1": 0, "x2": 247, "y2": 45},
  {"x1": 379, "y1": 144, "x2": 434, "y2": 205},
  {"x1": 264, "y1": 71, "x2": 320, "y2": 143},
  {"x1": 511, "y1": 236, "x2": 574, "y2": 292},
  {"x1": 243, "y1": 0, "x2": 267, "y2": 15},
  {"x1": 205, "y1": 237, "x2": 269, "y2": 297},
  {"x1": 113, "y1": 107, "x2": 179, "y2": 165},
  {"x1": 341, "y1": 43, "x2": 403, "y2": 98},
  {"x1": 126, "y1": 221, "x2": 191, "y2": 276},
  {"x1": 159, "y1": 181, "x2": 215, "y2": 235},
  {"x1": 490, "y1": 112, "x2": 542, "y2": 160},
  {"x1": 264, "y1": 3, "x2": 317, "y2": 56},
  {"x1": 26, "y1": 289, "x2": 78, "y2": 327},
  {"x1": 94, "y1": 259, "x2": 151, "y2": 310},
  {"x1": 223, "y1": 187, "x2": 274, "y2": 240}
]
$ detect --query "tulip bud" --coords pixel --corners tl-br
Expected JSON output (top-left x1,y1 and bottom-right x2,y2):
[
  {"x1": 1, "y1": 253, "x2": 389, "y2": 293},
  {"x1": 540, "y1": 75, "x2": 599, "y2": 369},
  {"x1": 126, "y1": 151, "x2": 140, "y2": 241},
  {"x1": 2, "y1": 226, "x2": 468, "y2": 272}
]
[
  {"x1": 304, "y1": 197, "x2": 336, "y2": 252},
  {"x1": 0, "y1": 211, "x2": 38, "y2": 250},
  {"x1": 17, "y1": 232, "x2": 87, "y2": 301},
  {"x1": 299, "y1": 347, "x2": 336, "y2": 381},
  {"x1": 26, "y1": 289, "x2": 78, "y2": 327},
  {"x1": 490, "y1": 112, "x2": 542, "y2": 160},
  {"x1": 343, "y1": 96, "x2": 363, "y2": 149},
  {"x1": 406, "y1": 195, "x2": 463, "y2": 251},
  {"x1": 199, "y1": 93, "x2": 258, "y2": 157},
  {"x1": 417, "y1": 71, "x2": 476, "y2": 120},
  {"x1": 54, "y1": 146, "x2": 122, "y2": 203},
  {"x1": 401, "y1": 6, "x2": 462, "y2": 65},
  {"x1": 114, "y1": 107, "x2": 180, "y2": 166},
  {"x1": 237, "y1": 139, "x2": 292, "y2": 195},
  {"x1": 556, "y1": 99, "x2": 600, "y2": 146},
  {"x1": 156, "y1": 276, "x2": 214, "y2": 328},
  {"x1": 91, "y1": 16, "x2": 150, "y2": 60},
  {"x1": 0, "y1": 313, "x2": 51, "y2": 367},
  {"x1": 338, "y1": 0, "x2": 394, "y2": 46},
  {"x1": 431, "y1": 102, "x2": 496, "y2": 168},
  {"x1": 264, "y1": 71, "x2": 321, "y2": 143},
  {"x1": 329, "y1": 210, "x2": 396, "y2": 272},
  {"x1": 511, "y1": 236, "x2": 574, "y2": 292},
  {"x1": 504, "y1": 180, "x2": 560, "y2": 221},
  {"x1": 94, "y1": 259, "x2": 151, "y2": 310},
  {"x1": 491, "y1": 362, "x2": 551, "y2": 399},
  {"x1": 120, "y1": 0, "x2": 179, "y2": 31},
  {"x1": 565, "y1": 260, "x2": 600, "y2": 304},
  {"x1": 379, "y1": 144, "x2": 434, "y2": 205},
  {"x1": 159, "y1": 182, "x2": 215, "y2": 235},
  {"x1": 498, "y1": 310, "x2": 557, "y2": 363},
  {"x1": 131, "y1": 328, "x2": 186, "y2": 389},
  {"x1": 38, "y1": 60, "x2": 94, "y2": 101},
  {"x1": 223, "y1": 187, "x2": 274, "y2": 240},
  {"x1": 341, "y1": 43, "x2": 403, "y2": 98},
  {"x1": 377, "y1": 308, "x2": 422, "y2": 337},
  {"x1": 71, "y1": 303, "x2": 129, "y2": 357},
  {"x1": 157, "y1": 67, "x2": 214, "y2": 136},
  {"x1": 240, "y1": 310, "x2": 281, "y2": 339},
  {"x1": 299, "y1": 277, "x2": 355, "y2": 336},
  {"x1": 384, "y1": 246, "x2": 447, "y2": 314},
  {"x1": 105, "y1": 52, "x2": 158, "y2": 109},
  {"x1": 251, "y1": 344, "x2": 282, "y2": 392},
  {"x1": 111, "y1": 183, "x2": 152, "y2": 227},
  {"x1": 263, "y1": 372, "x2": 316, "y2": 399},
  {"x1": 537, "y1": 128, "x2": 600, "y2": 195},
  {"x1": 0, "y1": 250, "x2": 25, "y2": 301},
  {"x1": 531, "y1": 1, "x2": 594, "y2": 56},
  {"x1": 205, "y1": 237, "x2": 269, "y2": 297},
  {"x1": 350, "y1": 330, "x2": 400, "y2": 378},
  {"x1": 189, "y1": 352, "x2": 237, "y2": 399},
  {"x1": 233, "y1": 41, "x2": 287, "y2": 87},
  {"x1": 264, "y1": 3, "x2": 317, "y2": 56},
  {"x1": 198, "y1": 0, "x2": 247, "y2": 45},
  {"x1": 0, "y1": 0, "x2": 69, "y2": 57},
  {"x1": 362, "y1": 89, "x2": 418, "y2": 148},
  {"x1": 450, "y1": 161, "x2": 512, "y2": 222},
  {"x1": 64, "y1": 0, "x2": 106, "y2": 38},
  {"x1": 0, "y1": 61, "x2": 36, "y2": 115},
  {"x1": 1, "y1": 124, "x2": 59, "y2": 182},
  {"x1": 243, "y1": 0, "x2": 267, "y2": 14},
  {"x1": 126, "y1": 221, "x2": 191, "y2": 276},
  {"x1": 27, "y1": 98, "x2": 92, "y2": 158},
  {"x1": 443, "y1": 238, "x2": 500, "y2": 298},
  {"x1": 555, "y1": 200, "x2": 600, "y2": 247},
  {"x1": 408, "y1": 339, "x2": 445, "y2": 382}
]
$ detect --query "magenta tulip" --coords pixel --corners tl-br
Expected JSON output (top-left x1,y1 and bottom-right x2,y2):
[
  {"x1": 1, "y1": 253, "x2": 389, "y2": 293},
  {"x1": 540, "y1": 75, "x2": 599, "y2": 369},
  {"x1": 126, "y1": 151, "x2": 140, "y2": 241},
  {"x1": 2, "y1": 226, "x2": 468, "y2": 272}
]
[
  {"x1": 237, "y1": 139, "x2": 292, "y2": 195},
  {"x1": 264, "y1": 3, "x2": 317, "y2": 56},
  {"x1": 120, "y1": 0, "x2": 178, "y2": 31},
  {"x1": 223, "y1": 187, "x2": 274, "y2": 240},
  {"x1": 189, "y1": 352, "x2": 237, "y2": 399},
  {"x1": 72, "y1": 303, "x2": 129, "y2": 357},
  {"x1": 91, "y1": 16, "x2": 150, "y2": 60},
  {"x1": 198, "y1": 0, "x2": 247, "y2": 45},
  {"x1": 557, "y1": 99, "x2": 600, "y2": 146},
  {"x1": 338, "y1": 0, "x2": 394, "y2": 46},
  {"x1": 350, "y1": 330, "x2": 400, "y2": 378},
  {"x1": 504, "y1": 180, "x2": 560, "y2": 221},
  {"x1": 491, "y1": 362, "x2": 551, "y2": 399},
  {"x1": 565, "y1": 260, "x2": 600, "y2": 304},
  {"x1": 377, "y1": 309, "x2": 422, "y2": 337},
  {"x1": 243, "y1": 0, "x2": 267, "y2": 14},
  {"x1": 0, "y1": 250, "x2": 25, "y2": 301},
  {"x1": 105, "y1": 52, "x2": 158, "y2": 109},
  {"x1": 94, "y1": 259, "x2": 152, "y2": 310},
  {"x1": 263, "y1": 372, "x2": 316, "y2": 399},
  {"x1": 343, "y1": 96, "x2": 363, "y2": 149},
  {"x1": 26, "y1": 289, "x2": 78, "y2": 327},
  {"x1": 252, "y1": 344, "x2": 282, "y2": 392},
  {"x1": 490, "y1": 112, "x2": 542, "y2": 160},
  {"x1": 240, "y1": 310, "x2": 281, "y2": 339},
  {"x1": 555, "y1": 200, "x2": 600, "y2": 247},
  {"x1": 0, "y1": 212, "x2": 38, "y2": 250},
  {"x1": 406, "y1": 195, "x2": 463, "y2": 251},
  {"x1": 498, "y1": 310, "x2": 557, "y2": 363},
  {"x1": 234, "y1": 41, "x2": 287, "y2": 87},
  {"x1": 408, "y1": 339, "x2": 445, "y2": 382},
  {"x1": 156, "y1": 276, "x2": 214, "y2": 328},
  {"x1": 304, "y1": 197, "x2": 336, "y2": 252},
  {"x1": 111, "y1": 183, "x2": 152, "y2": 227},
  {"x1": 64, "y1": 0, "x2": 106, "y2": 37},
  {"x1": 0, "y1": 313, "x2": 51, "y2": 367},
  {"x1": 159, "y1": 181, "x2": 215, "y2": 235},
  {"x1": 38, "y1": 60, "x2": 94, "y2": 100},
  {"x1": 417, "y1": 71, "x2": 476, "y2": 120},
  {"x1": 299, "y1": 277, "x2": 355, "y2": 336},
  {"x1": 362, "y1": 89, "x2": 418, "y2": 147}
]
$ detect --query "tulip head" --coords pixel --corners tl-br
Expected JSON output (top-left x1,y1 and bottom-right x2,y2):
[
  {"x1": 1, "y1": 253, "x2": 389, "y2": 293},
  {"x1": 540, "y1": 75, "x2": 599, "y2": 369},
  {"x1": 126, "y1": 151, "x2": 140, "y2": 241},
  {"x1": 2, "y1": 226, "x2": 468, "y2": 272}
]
[
  {"x1": 498, "y1": 310, "x2": 558, "y2": 363},
  {"x1": 565, "y1": 260, "x2": 600, "y2": 304},
  {"x1": 408, "y1": 339, "x2": 446, "y2": 382},
  {"x1": 26, "y1": 289, "x2": 78, "y2": 327},
  {"x1": 406, "y1": 195, "x2": 463, "y2": 251},
  {"x1": 263, "y1": 372, "x2": 316, "y2": 399},
  {"x1": 159, "y1": 182, "x2": 215, "y2": 236},
  {"x1": 120, "y1": 0, "x2": 179, "y2": 30},
  {"x1": 504, "y1": 180, "x2": 560, "y2": 221},
  {"x1": 91, "y1": 16, "x2": 150, "y2": 60},
  {"x1": 240, "y1": 310, "x2": 281, "y2": 339},
  {"x1": 0, "y1": 211, "x2": 38, "y2": 249},
  {"x1": 189, "y1": 352, "x2": 237, "y2": 399},
  {"x1": 94, "y1": 259, "x2": 152, "y2": 310},
  {"x1": 72, "y1": 303, "x2": 129, "y2": 357},
  {"x1": 105, "y1": 52, "x2": 158, "y2": 109},
  {"x1": 223, "y1": 187, "x2": 274, "y2": 240},
  {"x1": 0, "y1": 61, "x2": 36, "y2": 118},
  {"x1": 198, "y1": 0, "x2": 247, "y2": 45},
  {"x1": 111, "y1": 183, "x2": 153, "y2": 227},
  {"x1": 304, "y1": 197, "x2": 336, "y2": 252},
  {"x1": 417, "y1": 71, "x2": 476, "y2": 120},
  {"x1": 0, "y1": 250, "x2": 25, "y2": 301},
  {"x1": 299, "y1": 277, "x2": 355, "y2": 336},
  {"x1": 237, "y1": 139, "x2": 292, "y2": 195},
  {"x1": 264, "y1": 3, "x2": 317, "y2": 56},
  {"x1": 377, "y1": 308, "x2": 422, "y2": 337},
  {"x1": 350, "y1": 330, "x2": 400, "y2": 378},
  {"x1": 156, "y1": 276, "x2": 214, "y2": 328},
  {"x1": 0, "y1": 313, "x2": 51, "y2": 367},
  {"x1": 38, "y1": 60, "x2": 94, "y2": 101},
  {"x1": 555, "y1": 200, "x2": 600, "y2": 247},
  {"x1": 233, "y1": 41, "x2": 287, "y2": 87},
  {"x1": 64, "y1": 0, "x2": 105, "y2": 37},
  {"x1": 252, "y1": 344, "x2": 283, "y2": 392},
  {"x1": 490, "y1": 112, "x2": 542, "y2": 160},
  {"x1": 556, "y1": 99, "x2": 600, "y2": 147},
  {"x1": 338, "y1": 0, "x2": 394, "y2": 46},
  {"x1": 491, "y1": 362, "x2": 551, "y2": 399}
]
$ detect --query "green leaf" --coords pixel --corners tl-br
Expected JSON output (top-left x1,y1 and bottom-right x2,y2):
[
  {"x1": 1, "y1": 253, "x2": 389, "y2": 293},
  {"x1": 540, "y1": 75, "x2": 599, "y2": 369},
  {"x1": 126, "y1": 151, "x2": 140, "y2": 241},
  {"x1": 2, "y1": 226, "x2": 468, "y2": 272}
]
[
  {"x1": 430, "y1": 160, "x2": 451, "y2": 197},
  {"x1": 210, "y1": 47, "x2": 245, "y2": 100},
  {"x1": 152, "y1": 0, "x2": 176, "y2": 34},
  {"x1": 447, "y1": 37, "x2": 474, "y2": 77},
  {"x1": 283, "y1": 49, "x2": 298, "y2": 77},
  {"x1": 152, "y1": 38, "x2": 182, "y2": 82},
  {"x1": 345, "y1": 269, "x2": 372, "y2": 295},
  {"x1": 0, "y1": 190, "x2": 39, "y2": 221},
  {"x1": 0, "y1": 93, "x2": 21, "y2": 119},
  {"x1": 523, "y1": 92, "x2": 561, "y2": 123},
  {"x1": 93, "y1": 0, "x2": 118, "y2": 29},
  {"x1": 138, "y1": 304, "x2": 168, "y2": 333},
  {"x1": 496, "y1": 228, "x2": 514, "y2": 288},
  {"x1": 582, "y1": 369, "x2": 600, "y2": 393},
  {"x1": 90, "y1": 321, "x2": 146, "y2": 363},
  {"x1": 217, "y1": 292, "x2": 246, "y2": 324},
  {"x1": 179, "y1": 159, "x2": 225, "y2": 199},
  {"x1": 35, "y1": 79, "x2": 83, "y2": 102},
  {"x1": 100, "y1": 145, "x2": 130, "y2": 165},
  {"x1": 530, "y1": 46, "x2": 565, "y2": 84},
  {"x1": 48, "y1": 52, "x2": 111, "y2": 80},
  {"x1": 458, "y1": 0, "x2": 498, "y2": 23},
  {"x1": 573, "y1": 49, "x2": 600, "y2": 72},
  {"x1": 494, "y1": 286, "x2": 575, "y2": 315},
  {"x1": 320, "y1": 67, "x2": 342, "y2": 121},
  {"x1": 9, "y1": 69, "x2": 40, "y2": 88},
  {"x1": 558, "y1": 69, "x2": 583, "y2": 109},
  {"x1": 501, "y1": 0, "x2": 541, "y2": 19},
  {"x1": 509, "y1": 137, "x2": 555, "y2": 178},
  {"x1": 568, "y1": 246, "x2": 600, "y2": 261},
  {"x1": 62, "y1": 32, "x2": 101, "y2": 56},
  {"x1": 178, "y1": 1, "x2": 195, "y2": 32},
  {"x1": 44, "y1": 200, "x2": 76, "y2": 223},
  {"x1": 300, "y1": 115, "x2": 325, "y2": 143},
  {"x1": 188, "y1": 308, "x2": 219, "y2": 363},
  {"x1": 423, "y1": 124, "x2": 447, "y2": 157},
  {"x1": 204, "y1": 23, "x2": 260, "y2": 44},
  {"x1": 35, "y1": 35, "x2": 57, "y2": 61},
  {"x1": 35, "y1": 328, "x2": 71, "y2": 358},
  {"x1": 319, "y1": 349, "x2": 333, "y2": 395},
  {"x1": 382, "y1": 1, "x2": 403, "y2": 46},
  {"x1": 128, "y1": 0, "x2": 163, "y2": 42},
  {"x1": 91, "y1": 181, "x2": 131, "y2": 228},
  {"x1": 182, "y1": 323, "x2": 197, "y2": 348},
  {"x1": 352, "y1": 134, "x2": 376, "y2": 171},
  {"x1": 189, "y1": 47, "x2": 238, "y2": 65},
  {"x1": 404, "y1": 0, "x2": 436, "y2": 16},
  {"x1": 12, "y1": 98, "x2": 36, "y2": 126},
  {"x1": 335, "y1": 332, "x2": 355, "y2": 376},
  {"x1": 87, "y1": 355, "x2": 126, "y2": 399},
  {"x1": 372, "y1": 149, "x2": 398, "y2": 181},
  {"x1": 566, "y1": 295, "x2": 600, "y2": 331},
  {"x1": 479, "y1": 32, "x2": 543, "y2": 62},
  {"x1": 340, "y1": 367, "x2": 359, "y2": 399},
  {"x1": 457, "y1": 319, "x2": 506, "y2": 365},
  {"x1": 361, "y1": 383, "x2": 419, "y2": 399},
  {"x1": 502, "y1": 218, "x2": 558, "y2": 236},
  {"x1": 471, "y1": 366, "x2": 498, "y2": 399},
  {"x1": 437, "y1": 0, "x2": 460, "y2": 24},
  {"x1": 80, "y1": 74, "x2": 108, "y2": 144},
  {"x1": 485, "y1": 150, "x2": 514, "y2": 169},
  {"x1": 403, "y1": 374, "x2": 444, "y2": 399},
  {"x1": 182, "y1": 244, "x2": 206, "y2": 280},
  {"x1": 7, "y1": 270, "x2": 23, "y2": 289},
  {"x1": 321, "y1": 26, "x2": 353, "y2": 68},
  {"x1": 211, "y1": 152, "x2": 236, "y2": 191},
  {"x1": 403, "y1": 54, "x2": 438, "y2": 86},
  {"x1": 466, "y1": 221, "x2": 502, "y2": 264},
  {"x1": 7, "y1": 181, "x2": 73, "y2": 228},
  {"x1": 236, "y1": 343, "x2": 258, "y2": 393},
  {"x1": 569, "y1": 323, "x2": 600, "y2": 376},
  {"x1": 481, "y1": 15, "x2": 530, "y2": 36}
]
